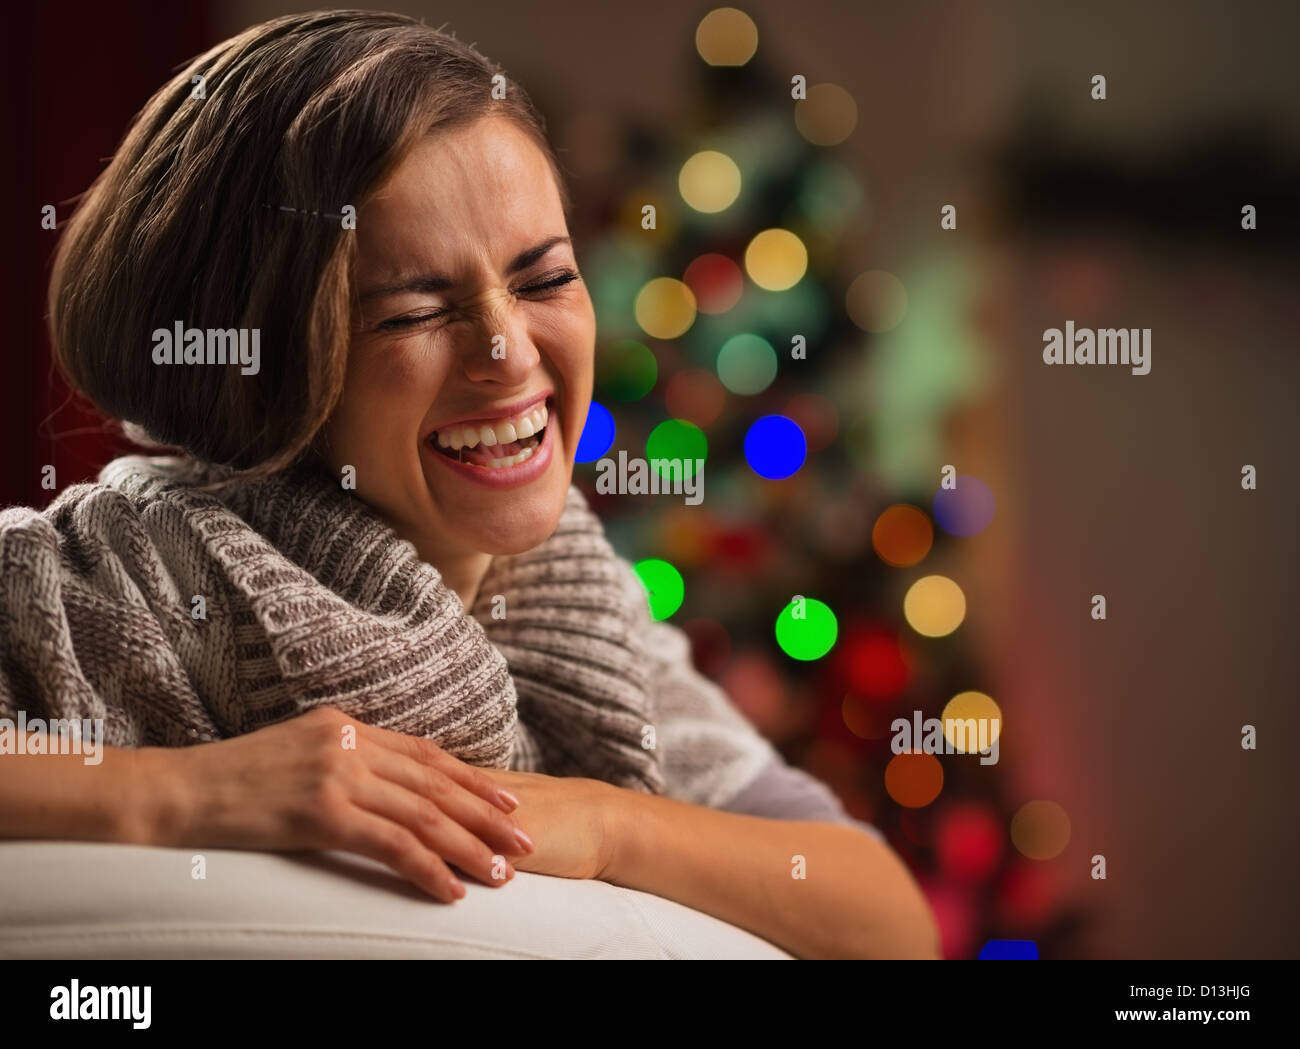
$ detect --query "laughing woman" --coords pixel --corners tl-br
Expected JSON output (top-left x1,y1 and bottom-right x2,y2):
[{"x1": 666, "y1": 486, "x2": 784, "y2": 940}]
[{"x1": 0, "y1": 11, "x2": 937, "y2": 959}]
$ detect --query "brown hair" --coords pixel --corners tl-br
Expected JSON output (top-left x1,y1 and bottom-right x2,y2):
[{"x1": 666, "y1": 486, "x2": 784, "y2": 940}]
[{"x1": 49, "y1": 10, "x2": 567, "y2": 480}]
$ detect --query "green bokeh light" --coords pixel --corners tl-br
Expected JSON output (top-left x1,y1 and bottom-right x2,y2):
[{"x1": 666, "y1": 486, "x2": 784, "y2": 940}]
[
  {"x1": 597, "y1": 339, "x2": 658, "y2": 401},
  {"x1": 645, "y1": 419, "x2": 708, "y2": 480},
  {"x1": 716, "y1": 333, "x2": 777, "y2": 395},
  {"x1": 775, "y1": 597, "x2": 838, "y2": 660},
  {"x1": 634, "y1": 558, "x2": 684, "y2": 620}
]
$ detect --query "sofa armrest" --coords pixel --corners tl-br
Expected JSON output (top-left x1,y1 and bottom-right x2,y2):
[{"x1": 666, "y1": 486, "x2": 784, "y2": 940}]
[{"x1": 0, "y1": 842, "x2": 792, "y2": 960}]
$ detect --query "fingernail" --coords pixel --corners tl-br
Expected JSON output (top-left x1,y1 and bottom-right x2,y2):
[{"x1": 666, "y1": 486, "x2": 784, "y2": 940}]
[
  {"x1": 497, "y1": 788, "x2": 520, "y2": 812},
  {"x1": 514, "y1": 826, "x2": 535, "y2": 853},
  {"x1": 450, "y1": 878, "x2": 466, "y2": 900}
]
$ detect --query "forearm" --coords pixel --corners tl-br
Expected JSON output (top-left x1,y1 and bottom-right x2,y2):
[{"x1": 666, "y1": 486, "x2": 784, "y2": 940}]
[
  {"x1": 0, "y1": 739, "x2": 179, "y2": 845},
  {"x1": 601, "y1": 786, "x2": 940, "y2": 959}
]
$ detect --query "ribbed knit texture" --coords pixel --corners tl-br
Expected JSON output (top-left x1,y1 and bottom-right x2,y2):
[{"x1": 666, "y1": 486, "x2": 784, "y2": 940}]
[{"x1": 0, "y1": 456, "x2": 776, "y2": 806}]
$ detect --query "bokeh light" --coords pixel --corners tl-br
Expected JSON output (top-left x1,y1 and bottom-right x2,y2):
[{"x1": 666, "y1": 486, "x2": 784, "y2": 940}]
[
  {"x1": 978, "y1": 939, "x2": 1039, "y2": 960},
  {"x1": 933, "y1": 475, "x2": 996, "y2": 537},
  {"x1": 635, "y1": 277, "x2": 697, "y2": 339},
  {"x1": 744, "y1": 415, "x2": 807, "y2": 480},
  {"x1": 936, "y1": 802, "x2": 1005, "y2": 882},
  {"x1": 782, "y1": 393, "x2": 839, "y2": 452},
  {"x1": 744, "y1": 229, "x2": 808, "y2": 291},
  {"x1": 941, "y1": 691, "x2": 1003, "y2": 751},
  {"x1": 645, "y1": 418, "x2": 707, "y2": 480},
  {"x1": 871, "y1": 504, "x2": 934, "y2": 567},
  {"x1": 794, "y1": 83, "x2": 858, "y2": 146},
  {"x1": 596, "y1": 339, "x2": 658, "y2": 401},
  {"x1": 903, "y1": 575, "x2": 966, "y2": 637},
  {"x1": 664, "y1": 368, "x2": 726, "y2": 427},
  {"x1": 695, "y1": 7, "x2": 758, "y2": 66},
  {"x1": 574, "y1": 401, "x2": 615, "y2": 462},
  {"x1": 884, "y1": 751, "x2": 944, "y2": 807},
  {"x1": 634, "y1": 558, "x2": 685, "y2": 620},
  {"x1": 1010, "y1": 801, "x2": 1071, "y2": 861},
  {"x1": 774, "y1": 596, "x2": 837, "y2": 660},
  {"x1": 683, "y1": 254, "x2": 744, "y2": 314},
  {"x1": 716, "y1": 333, "x2": 778, "y2": 395},
  {"x1": 678, "y1": 150, "x2": 742, "y2": 213},
  {"x1": 846, "y1": 269, "x2": 908, "y2": 332},
  {"x1": 840, "y1": 626, "x2": 910, "y2": 701}
]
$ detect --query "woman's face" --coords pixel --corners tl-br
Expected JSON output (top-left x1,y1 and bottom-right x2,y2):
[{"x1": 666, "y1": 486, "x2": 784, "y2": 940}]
[{"x1": 320, "y1": 115, "x2": 594, "y2": 565}]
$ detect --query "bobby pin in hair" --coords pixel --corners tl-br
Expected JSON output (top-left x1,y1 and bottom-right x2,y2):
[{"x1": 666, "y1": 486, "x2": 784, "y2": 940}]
[{"x1": 262, "y1": 203, "x2": 345, "y2": 222}]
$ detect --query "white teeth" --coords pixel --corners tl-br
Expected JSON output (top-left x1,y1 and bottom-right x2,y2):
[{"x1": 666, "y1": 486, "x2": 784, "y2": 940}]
[
  {"x1": 433, "y1": 401, "x2": 548, "y2": 450},
  {"x1": 478, "y1": 444, "x2": 536, "y2": 469}
]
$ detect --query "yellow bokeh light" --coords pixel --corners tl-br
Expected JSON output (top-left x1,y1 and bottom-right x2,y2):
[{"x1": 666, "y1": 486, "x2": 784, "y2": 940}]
[
  {"x1": 695, "y1": 8, "x2": 758, "y2": 66},
  {"x1": 744, "y1": 229, "x2": 808, "y2": 291},
  {"x1": 679, "y1": 150, "x2": 742, "y2": 213},
  {"x1": 635, "y1": 278, "x2": 697, "y2": 340},
  {"x1": 795, "y1": 83, "x2": 858, "y2": 146},
  {"x1": 1010, "y1": 800, "x2": 1071, "y2": 861},
  {"x1": 903, "y1": 574, "x2": 966, "y2": 637},
  {"x1": 941, "y1": 691, "x2": 1002, "y2": 752}
]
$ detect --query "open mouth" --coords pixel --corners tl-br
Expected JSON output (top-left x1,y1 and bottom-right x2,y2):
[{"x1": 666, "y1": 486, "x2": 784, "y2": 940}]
[{"x1": 427, "y1": 398, "x2": 550, "y2": 469}]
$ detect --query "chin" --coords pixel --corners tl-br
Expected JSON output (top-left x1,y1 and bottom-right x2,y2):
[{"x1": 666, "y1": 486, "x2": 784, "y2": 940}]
[
  {"x1": 414, "y1": 447, "x2": 574, "y2": 559},
  {"x1": 459, "y1": 483, "x2": 569, "y2": 556}
]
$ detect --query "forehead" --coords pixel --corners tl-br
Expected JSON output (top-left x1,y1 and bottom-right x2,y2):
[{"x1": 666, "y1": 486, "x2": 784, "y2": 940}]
[{"x1": 358, "y1": 116, "x2": 565, "y2": 271}]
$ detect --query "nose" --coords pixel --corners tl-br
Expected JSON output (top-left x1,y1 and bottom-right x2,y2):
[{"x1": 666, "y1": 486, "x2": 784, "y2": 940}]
[{"x1": 456, "y1": 288, "x2": 541, "y2": 386}]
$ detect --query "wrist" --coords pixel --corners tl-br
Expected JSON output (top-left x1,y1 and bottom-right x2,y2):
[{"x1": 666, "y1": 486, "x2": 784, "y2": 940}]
[
  {"x1": 123, "y1": 745, "x2": 195, "y2": 847},
  {"x1": 593, "y1": 778, "x2": 645, "y2": 884}
]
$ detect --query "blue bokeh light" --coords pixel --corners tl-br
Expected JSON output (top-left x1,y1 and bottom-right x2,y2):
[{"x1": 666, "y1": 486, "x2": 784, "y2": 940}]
[
  {"x1": 744, "y1": 414, "x2": 807, "y2": 479},
  {"x1": 933, "y1": 475, "x2": 996, "y2": 537},
  {"x1": 575, "y1": 401, "x2": 616, "y2": 463}
]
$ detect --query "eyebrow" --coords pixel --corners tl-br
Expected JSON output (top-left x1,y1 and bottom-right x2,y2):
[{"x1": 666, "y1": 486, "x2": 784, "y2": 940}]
[{"x1": 359, "y1": 235, "x2": 571, "y2": 302}]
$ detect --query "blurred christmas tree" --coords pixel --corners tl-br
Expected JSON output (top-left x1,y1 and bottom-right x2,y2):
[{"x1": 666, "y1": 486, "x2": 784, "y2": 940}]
[{"x1": 555, "y1": 6, "x2": 1074, "y2": 959}]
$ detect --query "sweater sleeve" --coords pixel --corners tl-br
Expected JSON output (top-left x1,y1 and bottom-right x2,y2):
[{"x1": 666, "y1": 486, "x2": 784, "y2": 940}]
[{"x1": 719, "y1": 754, "x2": 885, "y2": 841}]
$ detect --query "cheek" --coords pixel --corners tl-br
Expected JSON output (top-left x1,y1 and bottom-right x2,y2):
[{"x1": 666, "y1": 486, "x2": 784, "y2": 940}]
[
  {"x1": 324, "y1": 342, "x2": 447, "y2": 462},
  {"x1": 539, "y1": 300, "x2": 596, "y2": 450}
]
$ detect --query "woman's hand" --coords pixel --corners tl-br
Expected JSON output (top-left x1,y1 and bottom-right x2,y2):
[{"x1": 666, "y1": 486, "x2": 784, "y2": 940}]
[
  {"x1": 135, "y1": 707, "x2": 534, "y2": 902},
  {"x1": 477, "y1": 768, "x2": 617, "y2": 881}
]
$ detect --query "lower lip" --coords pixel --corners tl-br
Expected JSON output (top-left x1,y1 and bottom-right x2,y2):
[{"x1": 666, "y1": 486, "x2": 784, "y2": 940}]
[{"x1": 423, "y1": 418, "x2": 555, "y2": 489}]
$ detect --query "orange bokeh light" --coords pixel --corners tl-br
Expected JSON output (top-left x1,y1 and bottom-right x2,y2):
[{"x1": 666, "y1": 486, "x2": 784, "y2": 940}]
[
  {"x1": 872, "y1": 504, "x2": 934, "y2": 567},
  {"x1": 884, "y1": 751, "x2": 944, "y2": 808}
]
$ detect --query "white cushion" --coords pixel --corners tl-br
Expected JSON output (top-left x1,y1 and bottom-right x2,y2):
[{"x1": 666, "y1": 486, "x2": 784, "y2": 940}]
[{"x1": 0, "y1": 842, "x2": 791, "y2": 959}]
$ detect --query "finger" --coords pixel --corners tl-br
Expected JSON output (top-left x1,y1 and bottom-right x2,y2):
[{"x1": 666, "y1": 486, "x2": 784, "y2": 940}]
[
  {"x1": 355, "y1": 722, "x2": 519, "y2": 814},
  {"x1": 361, "y1": 744, "x2": 531, "y2": 860},
  {"x1": 349, "y1": 771, "x2": 518, "y2": 889},
  {"x1": 332, "y1": 807, "x2": 467, "y2": 903}
]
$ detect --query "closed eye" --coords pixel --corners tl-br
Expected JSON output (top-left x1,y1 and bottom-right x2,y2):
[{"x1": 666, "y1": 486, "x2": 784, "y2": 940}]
[
  {"x1": 516, "y1": 269, "x2": 581, "y2": 296},
  {"x1": 376, "y1": 308, "x2": 449, "y2": 331},
  {"x1": 373, "y1": 270, "x2": 581, "y2": 331}
]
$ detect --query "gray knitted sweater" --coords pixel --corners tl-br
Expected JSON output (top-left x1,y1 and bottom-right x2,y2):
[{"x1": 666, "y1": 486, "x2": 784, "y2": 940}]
[{"x1": 0, "y1": 455, "x2": 785, "y2": 809}]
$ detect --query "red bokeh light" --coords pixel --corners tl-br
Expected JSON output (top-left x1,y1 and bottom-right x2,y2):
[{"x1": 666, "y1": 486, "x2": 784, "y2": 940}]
[
  {"x1": 683, "y1": 253, "x2": 744, "y2": 314},
  {"x1": 838, "y1": 625, "x2": 910, "y2": 701},
  {"x1": 935, "y1": 801, "x2": 1005, "y2": 882}
]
